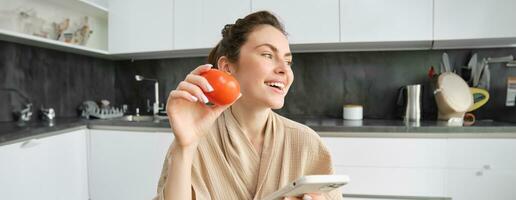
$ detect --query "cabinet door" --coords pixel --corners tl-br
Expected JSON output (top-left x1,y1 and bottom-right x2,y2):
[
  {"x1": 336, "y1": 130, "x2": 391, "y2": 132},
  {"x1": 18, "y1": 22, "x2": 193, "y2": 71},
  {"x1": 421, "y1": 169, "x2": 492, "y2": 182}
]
[
  {"x1": 340, "y1": 0, "x2": 433, "y2": 44},
  {"x1": 322, "y1": 137, "x2": 447, "y2": 197},
  {"x1": 88, "y1": 130, "x2": 174, "y2": 200},
  {"x1": 335, "y1": 166, "x2": 446, "y2": 197},
  {"x1": 109, "y1": 0, "x2": 174, "y2": 54},
  {"x1": 445, "y1": 169, "x2": 516, "y2": 200},
  {"x1": 174, "y1": 0, "x2": 250, "y2": 49},
  {"x1": 434, "y1": 0, "x2": 516, "y2": 48},
  {"x1": 445, "y1": 139, "x2": 516, "y2": 200},
  {"x1": 252, "y1": 0, "x2": 340, "y2": 44},
  {"x1": 0, "y1": 129, "x2": 89, "y2": 200},
  {"x1": 322, "y1": 137, "x2": 447, "y2": 168}
]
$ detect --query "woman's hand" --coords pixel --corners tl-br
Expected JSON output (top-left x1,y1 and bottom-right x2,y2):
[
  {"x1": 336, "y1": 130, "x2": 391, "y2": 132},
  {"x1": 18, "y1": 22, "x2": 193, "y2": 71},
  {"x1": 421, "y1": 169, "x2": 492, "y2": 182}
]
[
  {"x1": 283, "y1": 193, "x2": 325, "y2": 200},
  {"x1": 166, "y1": 64, "x2": 240, "y2": 149}
]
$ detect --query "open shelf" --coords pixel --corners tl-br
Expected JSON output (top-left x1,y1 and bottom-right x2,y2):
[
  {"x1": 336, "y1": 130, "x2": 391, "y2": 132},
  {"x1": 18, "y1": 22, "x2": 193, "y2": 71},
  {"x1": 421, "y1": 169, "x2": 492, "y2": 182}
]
[{"x1": 0, "y1": 29, "x2": 110, "y2": 58}]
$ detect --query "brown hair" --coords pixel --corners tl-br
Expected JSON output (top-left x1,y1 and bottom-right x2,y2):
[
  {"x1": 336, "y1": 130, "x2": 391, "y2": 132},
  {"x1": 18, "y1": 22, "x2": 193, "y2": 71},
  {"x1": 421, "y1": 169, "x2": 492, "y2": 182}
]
[{"x1": 207, "y1": 11, "x2": 286, "y2": 66}]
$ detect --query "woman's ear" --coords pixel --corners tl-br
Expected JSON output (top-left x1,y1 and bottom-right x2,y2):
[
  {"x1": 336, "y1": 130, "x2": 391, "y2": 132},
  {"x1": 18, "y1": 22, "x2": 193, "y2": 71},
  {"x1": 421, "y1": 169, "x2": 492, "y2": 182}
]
[{"x1": 216, "y1": 56, "x2": 235, "y2": 74}]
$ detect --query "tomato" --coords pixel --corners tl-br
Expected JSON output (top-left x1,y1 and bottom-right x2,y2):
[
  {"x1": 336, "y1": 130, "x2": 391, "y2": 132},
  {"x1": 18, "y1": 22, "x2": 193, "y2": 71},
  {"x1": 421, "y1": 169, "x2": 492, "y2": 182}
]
[{"x1": 200, "y1": 69, "x2": 240, "y2": 106}]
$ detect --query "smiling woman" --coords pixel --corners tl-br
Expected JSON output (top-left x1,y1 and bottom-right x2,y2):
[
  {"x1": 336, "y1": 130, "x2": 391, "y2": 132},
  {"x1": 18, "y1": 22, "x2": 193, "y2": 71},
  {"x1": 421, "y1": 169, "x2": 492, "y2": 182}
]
[{"x1": 154, "y1": 11, "x2": 342, "y2": 200}]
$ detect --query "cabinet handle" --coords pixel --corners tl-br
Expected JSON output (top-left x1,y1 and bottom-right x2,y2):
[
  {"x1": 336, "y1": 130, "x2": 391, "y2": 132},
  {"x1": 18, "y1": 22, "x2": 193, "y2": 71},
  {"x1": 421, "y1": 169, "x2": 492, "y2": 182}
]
[
  {"x1": 476, "y1": 171, "x2": 483, "y2": 176},
  {"x1": 483, "y1": 165, "x2": 491, "y2": 170},
  {"x1": 20, "y1": 139, "x2": 41, "y2": 149}
]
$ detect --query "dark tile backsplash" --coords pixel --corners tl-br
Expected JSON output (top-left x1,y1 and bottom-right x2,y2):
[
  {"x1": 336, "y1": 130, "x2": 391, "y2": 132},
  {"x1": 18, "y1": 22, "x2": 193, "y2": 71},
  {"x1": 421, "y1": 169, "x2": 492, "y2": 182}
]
[
  {"x1": 0, "y1": 41, "x2": 117, "y2": 122},
  {"x1": 3, "y1": 40, "x2": 516, "y2": 122},
  {"x1": 115, "y1": 48, "x2": 516, "y2": 121}
]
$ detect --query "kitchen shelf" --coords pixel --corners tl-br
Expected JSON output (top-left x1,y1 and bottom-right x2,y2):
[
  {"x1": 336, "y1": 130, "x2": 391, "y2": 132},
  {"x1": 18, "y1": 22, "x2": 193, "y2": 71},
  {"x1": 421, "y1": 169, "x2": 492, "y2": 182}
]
[
  {"x1": 78, "y1": 0, "x2": 109, "y2": 14},
  {"x1": 0, "y1": 29, "x2": 110, "y2": 59},
  {"x1": 46, "y1": 0, "x2": 108, "y2": 19}
]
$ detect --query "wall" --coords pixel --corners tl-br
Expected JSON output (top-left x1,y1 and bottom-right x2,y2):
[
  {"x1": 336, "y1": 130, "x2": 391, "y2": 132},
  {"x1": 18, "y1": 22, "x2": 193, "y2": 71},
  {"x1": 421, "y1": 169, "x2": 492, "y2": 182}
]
[
  {"x1": 0, "y1": 40, "x2": 116, "y2": 122},
  {"x1": 2, "y1": 40, "x2": 516, "y2": 122},
  {"x1": 115, "y1": 48, "x2": 516, "y2": 121}
]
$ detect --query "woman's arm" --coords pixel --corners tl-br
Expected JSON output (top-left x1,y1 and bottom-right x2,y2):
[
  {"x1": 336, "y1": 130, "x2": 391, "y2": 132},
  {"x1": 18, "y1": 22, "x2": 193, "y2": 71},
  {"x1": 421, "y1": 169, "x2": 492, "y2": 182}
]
[
  {"x1": 163, "y1": 142, "x2": 197, "y2": 200},
  {"x1": 159, "y1": 64, "x2": 240, "y2": 200}
]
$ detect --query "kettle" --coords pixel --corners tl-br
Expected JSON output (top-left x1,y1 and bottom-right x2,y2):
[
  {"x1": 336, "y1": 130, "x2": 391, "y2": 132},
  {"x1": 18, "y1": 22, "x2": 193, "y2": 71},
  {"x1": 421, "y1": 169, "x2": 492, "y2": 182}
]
[{"x1": 396, "y1": 84, "x2": 422, "y2": 121}]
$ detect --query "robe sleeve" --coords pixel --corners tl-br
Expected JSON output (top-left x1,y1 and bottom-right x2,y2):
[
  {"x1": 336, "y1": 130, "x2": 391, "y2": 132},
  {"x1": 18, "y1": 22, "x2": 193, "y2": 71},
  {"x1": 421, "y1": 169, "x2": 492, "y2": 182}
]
[
  {"x1": 307, "y1": 130, "x2": 343, "y2": 200},
  {"x1": 153, "y1": 146, "x2": 171, "y2": 200}
]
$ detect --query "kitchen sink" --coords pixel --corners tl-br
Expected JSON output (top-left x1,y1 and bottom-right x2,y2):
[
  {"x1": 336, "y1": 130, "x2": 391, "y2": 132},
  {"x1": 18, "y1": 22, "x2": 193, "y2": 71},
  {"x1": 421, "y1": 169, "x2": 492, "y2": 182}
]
[{"x1": 115, "y1": 115, "x2": 167, "y2": 122}]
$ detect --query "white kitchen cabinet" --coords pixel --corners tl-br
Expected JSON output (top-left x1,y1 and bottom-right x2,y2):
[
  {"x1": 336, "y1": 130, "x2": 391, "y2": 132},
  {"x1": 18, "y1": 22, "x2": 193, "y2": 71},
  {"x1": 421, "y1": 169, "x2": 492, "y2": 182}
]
[
  {"x1": 0, "y1": 129, "x2": 89, "y2": 200},
  {"x1": 335, "y1": 166, "x2": 446, "y2": 197},
  {"x1": 444, "y1": 139, "x2": 516, "y2": 200},
  {"x1": 322, "y1": 137, "x2": 447, "y2": 197},
  {"x1": 174, "y1": 0, "x2": 250, "y2": 49},
  {"x1": 108, "y1": 0, "x2": 174, "y2": 54},
  {"x1": 322, "y1": 136, "x2": 516, "y2": 200},
  {"x1": 252, "y1": 0, "x2": 340, "y2": 44},
  {"x1": 433, "y1": 0, "x2": 516, "y2": 49},
  {"x1": 339, "y1": 0, "x2": 433, "y2": 48},
  {"x1": 88, "y1": 129, "x2": 173, "y2": 200}
]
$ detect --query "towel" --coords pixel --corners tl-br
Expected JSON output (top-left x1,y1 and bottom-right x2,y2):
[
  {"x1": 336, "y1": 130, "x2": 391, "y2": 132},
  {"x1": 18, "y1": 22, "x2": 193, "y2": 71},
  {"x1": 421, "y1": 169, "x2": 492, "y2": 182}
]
[{"x1": 154, "y1": 108, "x2": 342, "y2": 200}]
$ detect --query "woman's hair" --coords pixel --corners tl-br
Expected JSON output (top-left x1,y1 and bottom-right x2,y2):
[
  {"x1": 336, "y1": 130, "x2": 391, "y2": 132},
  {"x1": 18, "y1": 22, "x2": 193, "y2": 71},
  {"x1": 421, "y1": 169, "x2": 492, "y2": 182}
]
[{"x1": 207, "y1": 11, "x2": 286, "y2": 66}]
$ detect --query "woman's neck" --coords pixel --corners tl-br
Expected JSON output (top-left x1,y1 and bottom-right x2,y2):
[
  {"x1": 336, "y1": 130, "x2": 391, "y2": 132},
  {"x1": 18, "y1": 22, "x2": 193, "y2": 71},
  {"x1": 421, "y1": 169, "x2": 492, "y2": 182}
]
[{"x1": 230, "y1": 100, "x2": 270, "y2": 143}]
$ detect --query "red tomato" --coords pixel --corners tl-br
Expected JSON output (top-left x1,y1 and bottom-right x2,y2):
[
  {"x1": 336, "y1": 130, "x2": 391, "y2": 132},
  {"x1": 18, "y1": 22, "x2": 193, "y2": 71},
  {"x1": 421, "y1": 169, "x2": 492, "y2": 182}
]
[{"x1": 200, "y1": 69, "x2": 240, "y2": 106}]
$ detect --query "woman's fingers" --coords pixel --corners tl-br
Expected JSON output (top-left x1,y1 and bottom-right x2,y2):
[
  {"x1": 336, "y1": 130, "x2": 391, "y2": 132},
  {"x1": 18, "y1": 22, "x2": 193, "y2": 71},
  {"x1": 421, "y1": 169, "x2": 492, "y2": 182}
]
[
  {"x1": 168, "y1": 90, "x2": 198, "y2": 103},
  {"x1": 283, "y1": 194, "x2": 322, "y2": 200},
  {"x1": 185, "y1": 74, "x2": 214, "y2": 93},
  {"x1": 190, "y1": 64, "x2": 213, "y2": 75},
  {"x1": 177, "y1": 81, "x2": 210, "y2": 104}
]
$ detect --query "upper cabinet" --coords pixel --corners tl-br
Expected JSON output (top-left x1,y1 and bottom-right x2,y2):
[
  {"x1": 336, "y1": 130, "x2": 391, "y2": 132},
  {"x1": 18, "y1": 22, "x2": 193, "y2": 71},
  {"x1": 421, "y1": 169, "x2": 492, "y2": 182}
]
[
  {"x1": 108, "y1": 0, "x2": 174, "y2": 54},
  {"x1": 174, "y1": 0, "x2": 250, "y2": 50},
  {"x1": 434, "y1": 0, "x2": 516, "y2": 49},
  {"x1": 339, "y1": 0, "x2": 433, "y2": 49},
  {"x1": 252, "y1": 0, "x2": 340, "y2": 44}
]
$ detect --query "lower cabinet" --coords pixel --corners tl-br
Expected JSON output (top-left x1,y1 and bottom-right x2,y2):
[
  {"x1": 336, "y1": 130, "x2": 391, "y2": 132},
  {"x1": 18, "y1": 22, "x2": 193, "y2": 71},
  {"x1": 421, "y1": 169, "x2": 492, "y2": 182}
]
[
  {"x1": 444, "y1": 139, "x2": 516, "y2": 200},
  {"x1": 322, "y1": 136, "x2": 516, "y2": 200},
  {"x1": 0, "y1": 129, "x2": 89, "y2": 200},
  {"x1": 322, "y1": 137, "x2": 447, "y2": 198},
  {"x1": 88, "y1": 129, "x2": 173, "y2": 200}
]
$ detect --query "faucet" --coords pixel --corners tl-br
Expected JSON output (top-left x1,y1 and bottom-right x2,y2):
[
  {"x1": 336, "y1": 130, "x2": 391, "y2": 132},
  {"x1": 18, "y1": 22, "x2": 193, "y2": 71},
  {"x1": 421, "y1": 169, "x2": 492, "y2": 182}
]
[{"x1": 135, "y1": 75, "x2": 162, "y2": 116}]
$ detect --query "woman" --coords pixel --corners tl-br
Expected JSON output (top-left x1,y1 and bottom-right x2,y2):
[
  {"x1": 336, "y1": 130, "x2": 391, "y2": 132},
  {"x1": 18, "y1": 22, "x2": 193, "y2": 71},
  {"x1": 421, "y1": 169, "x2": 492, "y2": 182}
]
[{"x1": 154, "y1": 11, "x2": 341, "y2": 200}]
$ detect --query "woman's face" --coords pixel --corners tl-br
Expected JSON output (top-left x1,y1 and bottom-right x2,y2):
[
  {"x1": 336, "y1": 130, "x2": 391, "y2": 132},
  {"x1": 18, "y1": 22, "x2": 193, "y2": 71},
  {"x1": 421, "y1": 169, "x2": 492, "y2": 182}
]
[{"x1": 231, "y1": 25, "x2": 293, "y2": 109}]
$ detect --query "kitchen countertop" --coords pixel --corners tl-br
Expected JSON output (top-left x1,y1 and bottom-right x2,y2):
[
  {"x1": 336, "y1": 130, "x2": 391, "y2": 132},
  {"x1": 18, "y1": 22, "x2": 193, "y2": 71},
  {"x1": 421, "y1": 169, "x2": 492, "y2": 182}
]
[{"x1": 2, "y1": 116, "x2": 516, "y2": 146}]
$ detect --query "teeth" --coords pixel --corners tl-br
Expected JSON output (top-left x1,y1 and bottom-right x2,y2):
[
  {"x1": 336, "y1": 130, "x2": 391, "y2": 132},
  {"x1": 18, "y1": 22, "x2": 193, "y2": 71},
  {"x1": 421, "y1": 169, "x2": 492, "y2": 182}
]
[{"x1": 265, "y1": 82, "x2": 285, "y2": 89}]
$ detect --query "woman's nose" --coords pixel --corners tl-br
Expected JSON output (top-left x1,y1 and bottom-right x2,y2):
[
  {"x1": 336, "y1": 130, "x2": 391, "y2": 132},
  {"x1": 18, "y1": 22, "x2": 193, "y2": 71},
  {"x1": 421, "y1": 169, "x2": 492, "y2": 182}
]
[{"x1": 275, "y1": 61, "x2": 289, "y2": 74}]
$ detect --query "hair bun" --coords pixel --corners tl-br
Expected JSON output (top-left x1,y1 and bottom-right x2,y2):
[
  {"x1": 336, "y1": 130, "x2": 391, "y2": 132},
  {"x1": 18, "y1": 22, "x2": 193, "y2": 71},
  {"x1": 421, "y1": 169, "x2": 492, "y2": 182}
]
[{"x1": 222, "y1": 24, "x2": 233, "y2": 37}]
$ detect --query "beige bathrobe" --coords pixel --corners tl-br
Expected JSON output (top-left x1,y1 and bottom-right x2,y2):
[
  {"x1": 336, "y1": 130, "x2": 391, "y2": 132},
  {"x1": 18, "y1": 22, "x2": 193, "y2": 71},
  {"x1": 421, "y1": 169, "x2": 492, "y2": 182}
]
[{"x1": 154, "y1": 109, "x2": 342, "y2": 200}]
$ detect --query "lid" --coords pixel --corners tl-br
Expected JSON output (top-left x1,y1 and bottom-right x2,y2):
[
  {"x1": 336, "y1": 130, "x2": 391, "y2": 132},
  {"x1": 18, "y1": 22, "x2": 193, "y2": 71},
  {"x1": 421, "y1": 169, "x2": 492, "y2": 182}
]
[{"x1": 437, "y1": 72, "x2": 473, "y2": 112}]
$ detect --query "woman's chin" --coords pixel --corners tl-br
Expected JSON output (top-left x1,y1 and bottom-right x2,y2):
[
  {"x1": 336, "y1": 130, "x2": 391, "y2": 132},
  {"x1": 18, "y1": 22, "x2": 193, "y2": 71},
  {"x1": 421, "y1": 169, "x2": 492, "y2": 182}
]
[{"x1": 269, "y1": 100, "x2": 285, "y2": 110}]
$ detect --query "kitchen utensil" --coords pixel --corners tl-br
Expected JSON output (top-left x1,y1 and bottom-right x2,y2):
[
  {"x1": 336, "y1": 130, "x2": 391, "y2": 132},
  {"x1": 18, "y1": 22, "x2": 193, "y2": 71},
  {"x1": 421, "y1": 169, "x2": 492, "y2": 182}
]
[
  {"x1": 442, "y1": 52, "x2": 451, "y2": 73},
  {"x1": 487, "y1": 55, "x2": 514, "y2": 63},
  {"x1": 473, "y1": 59, "x2": 487, "y2": 87},
  {"x1": 468, "y1": 53, "x2": 478, "y2": 69},
  {"x1": 428, "y1": 66, "x2": 436, "y2": 79},
  {"x1": 434, "y1": 72, "x2": 473, "y2": 121},
  {"x1": 507, "y1": 61, "x2": 516, "y2": 67},
  {"x1": 478, "y1": 65, "x2": 490, "y2": 90},
  {"x1": 467, "y1": 53, "x2": 477, "y2": 82},
  {"x1": 468, "y1": 87, "x2": 490, "y2": 112},
  {"x1": 397, "y1": 84, "x2": 422, "y2": 121}
]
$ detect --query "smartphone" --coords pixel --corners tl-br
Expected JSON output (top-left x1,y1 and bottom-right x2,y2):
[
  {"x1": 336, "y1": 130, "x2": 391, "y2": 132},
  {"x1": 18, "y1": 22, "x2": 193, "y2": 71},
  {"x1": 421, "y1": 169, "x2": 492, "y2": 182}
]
[{"x1": 262, "y1": 175, "x2": 350, "y2": 200}]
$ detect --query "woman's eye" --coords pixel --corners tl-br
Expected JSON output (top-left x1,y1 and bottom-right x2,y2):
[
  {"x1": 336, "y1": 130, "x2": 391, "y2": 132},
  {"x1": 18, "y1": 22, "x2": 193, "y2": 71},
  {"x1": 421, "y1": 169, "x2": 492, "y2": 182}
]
[
  {"x1": 262, "y1": 53, "x2": 273, "y2": 59},
  {"x1": 286, "y1": 60, "x2": 293, "y2": 66}
]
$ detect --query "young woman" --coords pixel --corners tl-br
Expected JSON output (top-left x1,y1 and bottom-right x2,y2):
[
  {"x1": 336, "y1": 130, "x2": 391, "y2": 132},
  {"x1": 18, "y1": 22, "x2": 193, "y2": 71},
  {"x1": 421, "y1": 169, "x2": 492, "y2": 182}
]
[{"x1": 154, "y1": 11, "x2": 341, "y2": 200}]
